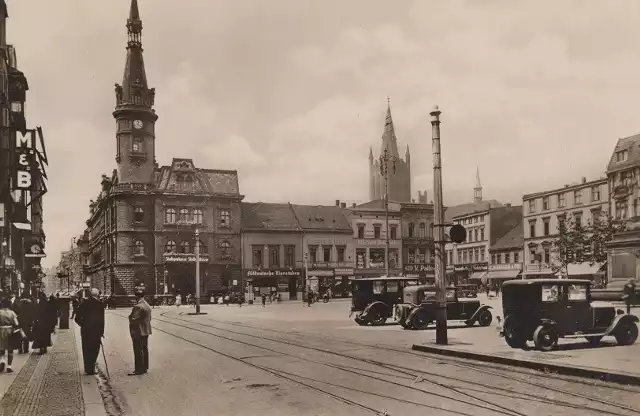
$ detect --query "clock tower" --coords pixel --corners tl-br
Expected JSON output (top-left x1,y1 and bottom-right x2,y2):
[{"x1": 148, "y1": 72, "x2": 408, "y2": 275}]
[{"x1": 113, "y1": 0, "x2": 157, "y2": 185}]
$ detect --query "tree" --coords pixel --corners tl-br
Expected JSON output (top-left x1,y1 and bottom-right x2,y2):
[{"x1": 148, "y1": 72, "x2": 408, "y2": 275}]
[{"x1": 552, "y1": 212, "x2": 626, "y2": 276}]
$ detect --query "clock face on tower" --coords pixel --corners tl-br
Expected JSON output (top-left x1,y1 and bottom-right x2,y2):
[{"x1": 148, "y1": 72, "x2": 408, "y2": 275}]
[{"x1": 133, "y1": 120, "x2": 144, "y2": 129}]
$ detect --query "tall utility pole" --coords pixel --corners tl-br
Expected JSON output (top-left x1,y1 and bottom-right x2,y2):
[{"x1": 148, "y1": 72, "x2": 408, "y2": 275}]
[
  {"x1": 303, "y1": 251, "x2": 308, "y2": 305},
  {"x1": 379, "y1": 147, "x2": 396, "y2": 276},
  {"x1": 194, "y1": 228, "x2": 201, "y2": 314},
  {"x1": 431, "y1": 105, "x2": 448, "y2": 345}
]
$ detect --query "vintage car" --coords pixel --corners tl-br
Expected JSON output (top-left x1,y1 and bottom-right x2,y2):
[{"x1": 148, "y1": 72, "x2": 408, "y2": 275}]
[
  {"x1": 500, "y1": 279, "x2": 639, "y2": 351},
  {"x1": 349, "y1": 276, "x2": 419, "y2": 326},
  {"x1": 457, "y1": 284, "x2": 478, "y2": 298},
  {"x1": 395, "y1": 285, "x2": 493, "y2": 330}
]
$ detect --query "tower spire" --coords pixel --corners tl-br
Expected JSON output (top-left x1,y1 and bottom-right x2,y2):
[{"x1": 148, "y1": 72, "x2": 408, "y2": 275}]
[
  {"x1": 474, "y1": 167, "x2": 483, "y2": 202},
  {"x1": 380, "y1": 97, "x2": 400, "y2": 158}
]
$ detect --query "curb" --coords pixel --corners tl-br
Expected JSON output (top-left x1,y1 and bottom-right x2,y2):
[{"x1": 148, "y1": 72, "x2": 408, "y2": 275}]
[
  {"x1": 73, "y1": 322, "x2": 108, "y2": 416},
  {"x1": 411, "y1": 343, "x2": 640, "y2": 386}
]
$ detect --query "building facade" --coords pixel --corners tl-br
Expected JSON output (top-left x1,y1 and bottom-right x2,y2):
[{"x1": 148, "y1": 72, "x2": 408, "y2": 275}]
[
  {"x1": 83, "y1": 1, "x2": 243, "y2": 297},
  {"x1": 369, "y1": 103, "x2": 411, "y2": 202},
  {"x1": 347, "y1": 200, "x2": 403, "y2": 277},
  {"x1": 400, "y1": 202, "x2": 435, "y2": 282},
  {"x1": 487, "y1": 222, "x2": 524, "y2": 283},
  {"x1": 522, "y1": 177, "x2": 608, "y2": 279}
]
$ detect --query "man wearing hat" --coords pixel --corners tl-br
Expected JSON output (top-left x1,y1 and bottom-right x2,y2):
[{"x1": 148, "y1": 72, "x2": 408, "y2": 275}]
[
  {"x1": 74, "y1": 288, "x2": 105, "y2": 375},
  {"x1": 128, "y1": 287, "x2": 152, "y2": 375}
]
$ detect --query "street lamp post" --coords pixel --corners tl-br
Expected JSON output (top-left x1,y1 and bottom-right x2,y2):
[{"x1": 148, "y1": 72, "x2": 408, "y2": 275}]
[
  {"x1": 431, "y1": 105, "x2": 448, "y2": 345},
  {"x1": 303, "y1": 251, "x2": 308, "y2": 306},
  {"x1": 379, "y1": 148, "x2": 397, "y2": 276},
  {"x1": 194, "y1": 228, "x2": 201, "y2": 314},
  {"x1": 0, "y1": 240, "x2": 7, "y2": 291}
]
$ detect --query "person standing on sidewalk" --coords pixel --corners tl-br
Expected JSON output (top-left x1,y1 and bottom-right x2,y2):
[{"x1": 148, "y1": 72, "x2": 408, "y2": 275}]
[
  {"x1": 15, "y1": 296, "x2": 34, "y2": 354},
  {"x1": 0, "y1": 297, "x2": 20, "y2": 373},
  {"x1": 31, "y1": 293, "x2": 53, "y2": 354},
  {"x1": 128, "y1": 288, "x2": 152, "y2": 376},
  {"x1": 74, "y1": 288, "x2": 105, "y2": 375},
  {"x1": 623, "y1": 279, "x2": 637, "y2": 314}
]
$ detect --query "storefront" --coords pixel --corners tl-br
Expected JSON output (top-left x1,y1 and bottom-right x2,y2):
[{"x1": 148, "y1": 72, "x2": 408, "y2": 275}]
[
  {"x1": 484, "y1": 263, "x2": 522, "y2": 285},
  {"x1": 403, "y1": 264, "x2": 435, "y2": 284},
  {"x1": 458, "y1": 263, "x2": 488, "y2": 285},
  {"x1": 245, "y1": 269, "x2": 301, "y2": 301}
]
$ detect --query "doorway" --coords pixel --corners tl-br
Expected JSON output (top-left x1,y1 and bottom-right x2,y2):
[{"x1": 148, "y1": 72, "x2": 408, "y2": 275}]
[{"x1": 288, "y1": 277, "x2": 297, "y2": 300}]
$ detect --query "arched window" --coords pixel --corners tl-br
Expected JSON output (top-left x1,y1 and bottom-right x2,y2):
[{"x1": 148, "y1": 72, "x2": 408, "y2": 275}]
[
  {"x1": 219, "y1": 240, "x2": 231, "y2": 252},
  {"x1": 196, "y1": 240, "x2": 207, "y2": 254},
  {"x1": 134, "y1": 240, "x2": 144, "y2": 256},
  {"x1": 193, "y1": 209, "x2": 203, "y2": 224},
  {"x1": 180, "y1": 241, "x2": 190, "y2": 254},
  {"x1": 165, "y1": 208, "x2": 176, "y2": 224},
  {"x1": 165, "y1": 240, "x2": 177, "y2": 253},
  {"x1": 132, "y1": 137, "x2": 142, "y2": 152},
  {"x1": 408, "y1": 223, "x2": 415, "y2": 238},
  {"x1": 179, "y1": 208, "x2": 189, "y2": 222},
  {"x1": 134, "y1": 206, "x2": 144, "y2": 222}
]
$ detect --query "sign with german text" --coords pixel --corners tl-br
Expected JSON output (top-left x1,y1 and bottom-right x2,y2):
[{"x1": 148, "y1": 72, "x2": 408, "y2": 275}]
[
  {"x1": 247, "y1": 269, "x2": 301, "y2": 277},
  {"x1": 0, "y1": 203, "x2": 4, "y2": 228}
]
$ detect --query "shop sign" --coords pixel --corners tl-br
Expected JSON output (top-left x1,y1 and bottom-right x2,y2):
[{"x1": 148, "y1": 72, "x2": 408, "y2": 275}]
[
  {"x1": 489, "y1": 262, "x2": 522, "y2": 271},
  {"x1": 13, "y1": 130, "x2": 36, "y2": 191},
  {"x1": 334, "y1": 268, "x2": 354, "y2": 276},
  {"x1": 404, "y1": 264, "x2": 434, "y2": 273},
  {"x1": 356, "y1": 239, "x2": 401, "y2": 247},
  {"x1": 308, "y1": 269, "x2": 334, "y2": 277},
  {"x1": 0, "y1": 203, "x2": 4, "y2": 228},
  {"x1": 163, "y1": 253, "x2": 209, "y2": 263},
  {"x1": 307, "y1": 238, "x2": 349, "y2": 246},
  {"x1": 247, "y1": 269, "x2": 301, "y2": 277}
]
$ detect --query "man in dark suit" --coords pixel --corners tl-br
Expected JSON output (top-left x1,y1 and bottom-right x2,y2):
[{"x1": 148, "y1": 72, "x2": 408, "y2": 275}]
[
  {"x1": 128, "y1": 288, "x2": 152, "y2": 375},
  {"x1": 74, "y1": 288, "x2": 105, "y2": 375}
]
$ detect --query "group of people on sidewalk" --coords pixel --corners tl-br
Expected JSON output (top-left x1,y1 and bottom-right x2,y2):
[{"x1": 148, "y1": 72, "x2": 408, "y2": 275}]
[
  {"x1": 74, "y1": 288, "x2": 152, "y2": 376},
  {"x1": 0, "y1": 291, "x2": 59, "y2": 374}
]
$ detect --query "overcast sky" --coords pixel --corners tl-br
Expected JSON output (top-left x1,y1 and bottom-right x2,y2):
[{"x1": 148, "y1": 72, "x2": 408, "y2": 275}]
[{"x1": 9, "y1": 0, "x2": 639, "y2": 267}]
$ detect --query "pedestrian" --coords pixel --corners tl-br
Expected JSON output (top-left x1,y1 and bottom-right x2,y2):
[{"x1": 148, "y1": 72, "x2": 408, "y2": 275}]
[
  {"x1": 74, "y1": 288, "x2": 105, "y2": 375},
  {"x1": 623, "y1": 279, "x2": 637, "y2": 315},
  {"x1": 128, "y1": 288, "x2": 151, "y2": 376},
  {"x1": 0, "y1": 297, "x2": 20, "y2": 373},
  {"x1": 31, "y1": 293, "x2": 53, "y2": 354},
  {"x1": 307, "y1": 288, "x2": 313, "y2": 307},
  {"x1": 15, "y1": 296, "x2": 34, "y2": 354},
  {"x1": 175, "y1": 293, "x2": 182, "y2": 307},
  {"x1": 71, "y1": 296, "x2": 79, "y2": 319},
  {"x1": 261, "y1": 293, "x2": 266, "y2": 307}
]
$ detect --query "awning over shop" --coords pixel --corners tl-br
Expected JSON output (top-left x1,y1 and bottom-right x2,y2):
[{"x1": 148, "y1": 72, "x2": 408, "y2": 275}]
[
  {"x1": 567, "y1": 262, "x2": 605, "y2": 276},
  {"x1": 468, "y1": 272, "x2": 487, "y2": 280},
  {"x1": 485, "y1": 269, "x2": 521, "y2": 280}
]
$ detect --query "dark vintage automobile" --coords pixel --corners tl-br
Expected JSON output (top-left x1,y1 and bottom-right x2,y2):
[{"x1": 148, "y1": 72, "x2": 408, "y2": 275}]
[
  {"x1": 395, "y1": 285, "x2": 493, "y2": 330},
  {"x1": 500, "y1": 279, "x2": 639, "y2": 351},
  {"x1": 457, "y1": 284, "x2": 478, "y2": 298},
  {"x1": 349, "y1": 276, "x2": 419, "y2": 326}
]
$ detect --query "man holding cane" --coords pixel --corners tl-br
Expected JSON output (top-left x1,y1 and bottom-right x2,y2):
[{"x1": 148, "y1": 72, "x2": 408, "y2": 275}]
[{"x1": 74, "y1": 288, "x2": 105, "y2": 375}]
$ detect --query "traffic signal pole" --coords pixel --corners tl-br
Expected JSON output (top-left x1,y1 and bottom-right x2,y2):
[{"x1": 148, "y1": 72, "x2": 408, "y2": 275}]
[{"x1": 430, "y1": 105, "x2": 448, "y2": 345}]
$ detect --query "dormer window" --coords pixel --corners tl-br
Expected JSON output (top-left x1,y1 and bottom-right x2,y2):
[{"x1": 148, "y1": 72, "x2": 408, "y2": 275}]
[
  {"x1": 617, "y1": 150, "x2": 629, "y2": 162},
  {"x1": 132, "y1": 137, "x2": 142, "y2": 152}
]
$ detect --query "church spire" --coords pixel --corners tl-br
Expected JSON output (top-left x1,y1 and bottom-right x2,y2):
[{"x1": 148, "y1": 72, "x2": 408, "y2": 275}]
[
  {"x1": 114, "y1": 0, "x2": 155, "y2": 112},
  {"x1": 474, "y1": 167, "x2": 483, "y2": 202},
  {"x1": 380, "y1": 97, "x2": 400, "y2": 159}
]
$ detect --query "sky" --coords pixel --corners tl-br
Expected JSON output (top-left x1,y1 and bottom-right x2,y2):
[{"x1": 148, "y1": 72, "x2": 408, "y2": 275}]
[{"x1": 7, "y1": 0, "x2": 640, "y2": 267}]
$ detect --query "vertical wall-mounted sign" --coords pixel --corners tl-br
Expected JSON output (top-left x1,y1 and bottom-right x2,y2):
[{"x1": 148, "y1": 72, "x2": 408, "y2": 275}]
[
  {"x1": 13, "y1": 130, "x2": 36, "y2": 191},
  {"x1": 0, "y1": 203, "x2": 4, "y2": 228}
]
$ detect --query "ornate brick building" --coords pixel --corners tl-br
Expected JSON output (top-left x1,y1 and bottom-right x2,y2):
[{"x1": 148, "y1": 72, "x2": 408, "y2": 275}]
[{"x1": 83, "y1": 0, "x2": 243, "y2": 297}]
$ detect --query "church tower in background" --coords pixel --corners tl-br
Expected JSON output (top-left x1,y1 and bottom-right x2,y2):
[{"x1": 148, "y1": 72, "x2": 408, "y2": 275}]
[
  {"x1": 474, "y1": 167, "x2": 483, "y2": 202},
  {"x1": 369, "y1": 101, "x2": 411, "y2": 202}
]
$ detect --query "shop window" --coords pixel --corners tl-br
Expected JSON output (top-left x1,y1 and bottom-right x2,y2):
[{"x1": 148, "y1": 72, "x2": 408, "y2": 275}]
[
  {"x1": 356, "y1": 249, "x2": 366, "y2": 268},
  {"x1": 133, "y1": 206, "x2": 144, "y2": 223},
  {"x1": 369, "y1": 248, "x2": 385, "y2": 268},
  {"x1": 165, "y1": 208, "x2": 176, "y2": 224}
]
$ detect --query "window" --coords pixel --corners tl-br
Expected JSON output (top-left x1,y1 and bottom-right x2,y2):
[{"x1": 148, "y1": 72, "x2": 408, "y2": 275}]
[
  {"x1": 269, "y1": 246, "x2": 279, "y2": 268},
  {"x1": 252, "y1": 247, "x2": 263, "y2": 267},
  {"x1": 574, "y1": 214, "x2": 582, "y2": 228},
  {"x1": 408, "y1": 247, "x2": 416, "y2": 263},
  {"x1": 474, "y1": 228, "x2": 479, "y2": 242},
  {"x1": 196, "y1": 240, "x2": 207, "y2": 254},
  {"x1": 165, "y1": 208, "x2": 176, "y2": 224},
  {"x1": 180, "y1": 241, "x2": 190, "y2": 254},
  {"x1": 480, "y1": 227, "x2": 485, "y2": 241},
  {"x1": 132, "y1": 137, "x2": 142, "y2": 152},
  {"x1": 193, "y1": 209, "x2": 203, "y2": 224},
  {"x1": 419, "y1": 223, "x2": 426, "y2": 238},
  {"x1": 514, "y1": 252, "x2": 519, "y2": 263},
  {"x1": 284, "y1": 246, "x2": 295, "y2": 267},
  {"x1": 337, "y1": 246, "x2": 345, "y2": 262},
  {"x1": 568, "y1": 284, "x2": 587, "y2": 301},
  {"x1": 220, "y1": 240, "x2": 231, "y2": 251},
  {"x1": 390, "y1": 225, "x2": 397, "y2": 240},
  {"x1": 542, "y1": 197, "x2": 549, "y2": 210},
  {"x1": 323, "y1": 246, "x2": 331, "y2": 262},
  {"x1": 617, "y1": 150, "x2": 629, "y2": 162},
  {"x1": 165, "y1": 240, "x2": 176, "y2": 253},
  {"x1": 544, "y1": 248, "x2": 550, "y2": 264},
  {"x1": 356, "y1": 249, "x2": 366, "y2": 268},
  {"x1": 179, "y1": 208, "x2": 189, "y2": 222},
  {"x1": 463, "y1": 250, "x2": 468, "y2": 263},
  {"x1": 591, "y1": 186, "x2": 600, "y2": 202},
  {"x1": 542, "y1": 284, "x2": 561, "y2": 302},
  {"x1": 219, "y1": 209, "x2": 231, "y2": 227},
  {"x1": 529, "y1": 200, "x2": 536, "y2": 213},
  {"x1": 408, "y1": 223, "x2": 414, "y2": 238},
  {"x1": 374, "y1": 224, "x2": 381, "y2": 239},
  {"x1": 574, "y1": 190, "x2": 582, "y2": 204},
  {"x1": 615, "y1": 200, "x2": 628, "y2": 219},
  {"x1": 496, "y1": 253, "x2": 502, "y2": 264},
  {"x1": 529, "y1": 221, "x2": 536, "y2": 238},
  {"x1": 505, "y1": 253, "x2": 510, "y2": 263},
  {"x1": 474, "y1": 248, "x2": 479, "y2": 263},
  {"x1": 543, "y1": 220, "x2": 550, "y2": 236},
  {"x1": 480, "y1": 249, "x2": 485, "y2": 262},
  {"x1": 457, "y1": 251, "x2": 462, "y2": 264},
  {"x1": 558, "y1": 193, "x2": 566, "y2": 208},
  {"x1": 369, "y1": 249, "x2": 385, "y2": 268},
  {"x1": 134, "y1": 207, "x2": 144, "y2": 222},
  {"x1": 491, "y1": 254, "x2": 496, "y2": 264},
  {"x1": 529, "y1": 249, "x2": 536, "y2": 264},
  {"x1": 557, "y1": 214, "x2": 566, "y2": 229},
  {"x1": 309, "y1": 246, "x2": 317, "y2": 264},
  {"x1": 134, "y1": 240, "x2": 144, "y2": 256},
  {"x1": 474, "y1": 216, "x2": 479, "y2": 223},
  {"x1": 357, "y1": 224, "x2": 365, "y2": 239}
]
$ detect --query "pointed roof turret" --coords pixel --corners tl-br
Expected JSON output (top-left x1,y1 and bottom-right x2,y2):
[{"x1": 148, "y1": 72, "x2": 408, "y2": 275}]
[
  {"x1": 475, "y1": 167, "x2": 481, "y2": 188},
  {"x1": 380, "y1": 98, "x2": 400, "y2": 159},
  {"x1": 114, "y1": 0, "x2": 156, "y2": 115},
  {"x1": 369, "y1": 146, "x2": 374, "y2": 160},
  {"x1": 474, "y1": 167, "x2": 483, "y2": 202}
]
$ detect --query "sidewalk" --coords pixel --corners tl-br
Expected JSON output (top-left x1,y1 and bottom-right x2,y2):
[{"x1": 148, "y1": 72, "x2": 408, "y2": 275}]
[{"x1": 0, "y1": 322, "x2": 107, "y2": 416}]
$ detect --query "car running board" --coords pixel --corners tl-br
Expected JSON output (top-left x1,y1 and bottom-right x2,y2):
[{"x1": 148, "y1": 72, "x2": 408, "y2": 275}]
[{"x1": 563, "y1": 333, "x2": 607, "y2": 339}]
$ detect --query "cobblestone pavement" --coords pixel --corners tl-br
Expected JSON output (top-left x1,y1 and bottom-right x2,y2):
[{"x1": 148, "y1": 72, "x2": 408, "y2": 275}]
[
  {"x1": 0, "y1": 328, "x2": 84, "y2": 416},
  {"x1": 98, "y1": 301, "x2": 640, "y2": 416}
]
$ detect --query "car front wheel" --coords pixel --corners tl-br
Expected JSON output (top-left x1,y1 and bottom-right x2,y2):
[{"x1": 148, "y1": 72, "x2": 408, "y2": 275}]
[
  {"x1": 478, "y1": 309, "x2": 493, "y2": 327},
  {"x1": 503, "y1": 316, "x2": 526, "y2": 349},
  {"x1": 615, "y1": 322, "x2": 639, "y2": 346},
  {"x1": 370, "y1": 310, "x2": 387, "y2": 326},
  {"x1": 533, "y1": 325, "x2": 559, "y2": 351}
]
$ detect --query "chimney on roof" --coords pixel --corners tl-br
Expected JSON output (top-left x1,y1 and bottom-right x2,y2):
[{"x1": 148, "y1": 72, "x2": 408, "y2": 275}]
[
  {"x1": 340, "y1": 202, "x2": 346, "y2": 208},
  {"x1": 582, "y1": 177, "x2": 587, "y2": 184},
  {"x1": 352, "y1": 203, "x2": 356, "y2": 208},
  {"x1": 335, "y1": 199, "x2": 340, "y2": 207}
]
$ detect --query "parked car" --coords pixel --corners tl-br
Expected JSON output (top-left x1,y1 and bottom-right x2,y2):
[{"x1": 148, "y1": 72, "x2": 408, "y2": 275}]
[
  {"x1": 349, "y1": 276, "x2": 419, "y2": 326},
  {"x1": 396, "y1": 285, "x2": 492, "y2": 330},
  {"x1": 457, "y1": 284, "x2": 479, "y2": 298},
  {"x1": 500, "y1": 279, "x2": 639, "y2": 351}
]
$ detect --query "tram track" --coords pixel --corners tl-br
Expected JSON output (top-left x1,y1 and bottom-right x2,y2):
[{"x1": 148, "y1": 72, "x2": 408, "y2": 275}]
[{"x1": 112, "y1": 310, "x2": 640, "y2": 416}]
